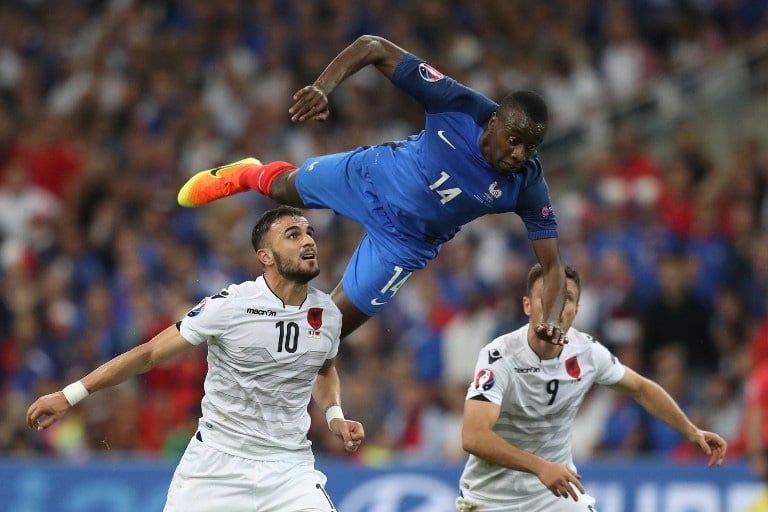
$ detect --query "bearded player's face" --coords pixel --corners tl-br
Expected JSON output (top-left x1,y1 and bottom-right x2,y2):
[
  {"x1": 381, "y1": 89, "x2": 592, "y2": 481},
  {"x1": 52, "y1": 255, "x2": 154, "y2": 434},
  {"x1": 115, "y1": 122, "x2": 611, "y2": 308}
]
[{"x1": 268, "y1": 215, "x2": 320, "y2": 284}]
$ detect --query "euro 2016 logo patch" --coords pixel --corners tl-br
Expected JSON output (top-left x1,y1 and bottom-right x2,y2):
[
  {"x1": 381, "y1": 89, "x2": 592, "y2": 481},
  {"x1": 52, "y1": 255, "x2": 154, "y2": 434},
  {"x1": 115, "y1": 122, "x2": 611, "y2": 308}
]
[
  {"x1": 474, "y1": 368, "x2": 495, "y2": 391},
  {"x1": 186, "y1": 298, "x2": 207, "y2": 317},
  {"x1": 307, "y1": 307, "x2": 323, "y2": 338},
  {"x1": 418, "y1": 62, "x2": 444, "y2": 82}
]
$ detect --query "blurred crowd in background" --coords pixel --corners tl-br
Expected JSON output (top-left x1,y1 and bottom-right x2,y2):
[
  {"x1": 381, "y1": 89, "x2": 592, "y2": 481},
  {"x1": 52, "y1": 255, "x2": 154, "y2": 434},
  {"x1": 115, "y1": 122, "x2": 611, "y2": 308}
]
[{"x1": 0, "y1": 0, "x2": 767, "y2": 470}]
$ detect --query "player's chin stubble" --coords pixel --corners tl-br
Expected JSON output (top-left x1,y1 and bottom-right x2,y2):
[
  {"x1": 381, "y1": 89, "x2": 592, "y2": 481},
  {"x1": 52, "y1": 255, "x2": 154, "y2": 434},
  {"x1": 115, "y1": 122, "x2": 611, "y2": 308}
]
[{"x1": 274, "y1": 254, "x2": 320, "y2": 284}]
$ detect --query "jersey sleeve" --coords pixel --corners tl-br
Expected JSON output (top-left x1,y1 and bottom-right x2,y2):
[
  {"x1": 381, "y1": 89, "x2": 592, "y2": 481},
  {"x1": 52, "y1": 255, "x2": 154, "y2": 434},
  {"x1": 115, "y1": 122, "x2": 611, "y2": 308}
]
[
  {"x1": 591, "y1": 339, "x2": 626, "y2": 385},
  {"x1": 178, "y1": 290, "x2": 234, "y2": 346},
  {"x1": 391, "y1": 53, "x2": 498, "y2": 122},
  {"x1": 514, "y1": 156, "x2": 558, "y2": 240},
  {"x1": 465, "y1": 344, "x2": 509, "y2": 406},
  {"x1": 327, "y1": 309, "x2": 342, "y2": 359}
]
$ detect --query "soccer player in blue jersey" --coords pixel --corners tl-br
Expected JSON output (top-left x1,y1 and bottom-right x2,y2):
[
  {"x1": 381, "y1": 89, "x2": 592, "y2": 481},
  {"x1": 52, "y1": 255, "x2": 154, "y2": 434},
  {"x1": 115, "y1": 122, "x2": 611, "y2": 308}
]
[{"x1": 178, "y1": 35, "x2": 567, "y2": 343}]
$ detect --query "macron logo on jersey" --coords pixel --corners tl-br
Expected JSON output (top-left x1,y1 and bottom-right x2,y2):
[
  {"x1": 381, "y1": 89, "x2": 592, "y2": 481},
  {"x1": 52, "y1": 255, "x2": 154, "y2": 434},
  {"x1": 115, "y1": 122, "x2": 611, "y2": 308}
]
[
  {"x1": 246, "y1": 308, "x2": 276, "y2": 317},
  {"x1": 418, "y1": 62, "x2": 444, "y2": 82}
]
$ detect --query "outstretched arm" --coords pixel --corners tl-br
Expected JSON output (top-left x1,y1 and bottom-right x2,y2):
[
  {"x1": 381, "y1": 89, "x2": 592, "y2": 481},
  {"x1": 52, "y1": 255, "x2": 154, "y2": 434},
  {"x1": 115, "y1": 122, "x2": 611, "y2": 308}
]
[
  {"x1": 530, "y1": 238, "x2": 567, "y2": 345},
  {"x1": 462, "y1": 398, "x2": 586, "y2": 501},
  {"x1": 312, "y1": 358, "x2": 365, "y2": 452},
  {"x1": 609, "y1": 367, "x2": 727, "y2": 467},
  {"x1": 289, "y1": 35, "x2": 408, "y2": 122},
  {"x1": 26, "y1": 325, "x2": 191, "y2": 430}
]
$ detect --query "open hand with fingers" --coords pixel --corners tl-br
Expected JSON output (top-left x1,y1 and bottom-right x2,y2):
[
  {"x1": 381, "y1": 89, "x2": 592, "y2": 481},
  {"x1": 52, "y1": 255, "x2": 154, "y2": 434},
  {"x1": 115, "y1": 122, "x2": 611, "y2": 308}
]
[
  {"x1": 534, "y1": 322, "x2": 568, "y2": 345},
  {"x1": 26, "y1": 392, "x2": 71, "y2": 431},
  {"x1": 536, "y1": 461, "x2": 585, "y2": 501},
  {"x1": 689, "y1": 429, "x2": 728, "y2": 467},
  {"x1": 289, "y1": 85, "x2": 330, "y2": 123}
]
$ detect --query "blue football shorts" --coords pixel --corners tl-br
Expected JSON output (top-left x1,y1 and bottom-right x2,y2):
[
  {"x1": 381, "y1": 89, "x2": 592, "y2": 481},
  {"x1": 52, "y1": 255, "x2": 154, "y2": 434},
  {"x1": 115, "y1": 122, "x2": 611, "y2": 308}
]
[{"x1": 295, "y1": 150, "x2": 428, "y2": 316}]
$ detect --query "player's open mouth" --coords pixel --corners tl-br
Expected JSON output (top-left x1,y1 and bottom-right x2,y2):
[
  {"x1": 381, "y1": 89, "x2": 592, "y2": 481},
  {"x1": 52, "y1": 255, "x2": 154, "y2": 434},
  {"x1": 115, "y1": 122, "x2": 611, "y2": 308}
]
[{"x1": 301, "y1": 252, "x2": 316, "y2": 260}]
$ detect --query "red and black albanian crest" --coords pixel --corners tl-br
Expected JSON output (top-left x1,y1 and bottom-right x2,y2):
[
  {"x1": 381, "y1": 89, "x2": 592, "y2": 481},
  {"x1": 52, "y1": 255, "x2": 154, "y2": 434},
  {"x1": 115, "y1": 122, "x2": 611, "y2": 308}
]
[
  {"x1": 307, "y1": 308, "x2": 323, "y2": 331},
  {"x1": 565, "y1": 356, "x2": 581, "y2": 379}
]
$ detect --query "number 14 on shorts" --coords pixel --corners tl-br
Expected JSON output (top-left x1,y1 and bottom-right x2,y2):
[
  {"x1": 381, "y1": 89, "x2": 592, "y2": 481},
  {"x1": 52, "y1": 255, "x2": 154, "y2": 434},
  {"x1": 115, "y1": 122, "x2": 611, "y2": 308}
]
[{"x1": 370, "y1": 265, "x2": 412, "y2": 306}]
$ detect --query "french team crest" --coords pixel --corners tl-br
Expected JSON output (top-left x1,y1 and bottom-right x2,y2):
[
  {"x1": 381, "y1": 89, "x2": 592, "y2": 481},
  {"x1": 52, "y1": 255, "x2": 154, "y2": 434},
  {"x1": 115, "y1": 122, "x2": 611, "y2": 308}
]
[
  {"x1": 418, "y1": 62, "x2": 444, "y2": 82},
  {"x1": 565, "y1": 356, "x2": 581, "y2": 379},
  {"x1": 474, "y1": 369, "x2": 495, "y2": 391}
]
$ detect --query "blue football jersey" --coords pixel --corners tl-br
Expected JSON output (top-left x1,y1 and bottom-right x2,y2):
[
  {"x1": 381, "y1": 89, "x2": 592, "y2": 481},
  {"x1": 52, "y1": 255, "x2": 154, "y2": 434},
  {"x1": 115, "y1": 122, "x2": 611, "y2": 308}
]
[{"x1": 357, "y1": 53, "x2": 558, "y2": 246}]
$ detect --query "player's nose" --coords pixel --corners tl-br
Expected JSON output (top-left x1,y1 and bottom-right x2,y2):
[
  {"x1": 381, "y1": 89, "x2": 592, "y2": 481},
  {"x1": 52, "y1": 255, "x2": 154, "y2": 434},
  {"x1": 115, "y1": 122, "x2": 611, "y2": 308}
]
[
  {"x1": 301, "y1": 234, "x2": 316, "y2": 248},
  {"x1": 510, "y1": 145, "x2": 527, "y2": 163}
]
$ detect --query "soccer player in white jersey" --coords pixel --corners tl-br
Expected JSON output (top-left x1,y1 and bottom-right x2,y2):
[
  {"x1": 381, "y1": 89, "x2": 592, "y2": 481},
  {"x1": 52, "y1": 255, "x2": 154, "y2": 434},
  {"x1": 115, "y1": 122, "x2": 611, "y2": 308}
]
[
  {"x1": 26, "y1": 205, "x2": 364, "y2": 512},
  {"x1": 457, "y1": 264, "x2": 727, "y2": 512}
]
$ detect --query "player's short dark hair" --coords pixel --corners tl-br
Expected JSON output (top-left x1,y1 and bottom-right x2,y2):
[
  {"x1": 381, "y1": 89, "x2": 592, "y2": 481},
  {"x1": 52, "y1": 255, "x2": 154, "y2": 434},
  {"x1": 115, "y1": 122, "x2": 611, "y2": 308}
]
[
  {"x1": 498, "y1": 90, "x2": 548, "y2": 126},
  {"x1": 251, "y1": 205, "x2": 306, "y2": 251},
  {"x1": 526, "y1": 264, "x2": 581, "y2": 299}
]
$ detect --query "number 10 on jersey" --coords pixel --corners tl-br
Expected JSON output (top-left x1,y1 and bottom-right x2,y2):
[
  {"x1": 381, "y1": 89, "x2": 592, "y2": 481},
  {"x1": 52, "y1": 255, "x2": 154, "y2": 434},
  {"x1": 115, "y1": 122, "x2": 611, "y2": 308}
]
[{"x1": 276, "y1": 321, "x2": 299, "y2": 353}]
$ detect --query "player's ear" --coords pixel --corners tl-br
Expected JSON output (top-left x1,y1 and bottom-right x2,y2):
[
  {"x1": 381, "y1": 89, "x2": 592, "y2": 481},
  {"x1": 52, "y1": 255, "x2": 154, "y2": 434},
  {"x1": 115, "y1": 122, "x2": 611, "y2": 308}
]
[
  {"x1": 522, "y1": 295, "x2": 531, "y2": 316},
  {"x1": 488, "y1": 112, "x2": 497, "y2": 131},
  {"x1": 256, "y1": 248, "x2": 274, "y2": 267}
]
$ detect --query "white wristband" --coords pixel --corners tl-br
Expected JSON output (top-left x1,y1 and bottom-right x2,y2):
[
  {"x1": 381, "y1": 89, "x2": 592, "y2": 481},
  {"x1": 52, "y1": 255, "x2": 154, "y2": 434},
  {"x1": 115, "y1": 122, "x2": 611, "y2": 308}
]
[
  {"x1": 61, "y1": 381, "x2": 89, "y2": 406},
  {"x1": 325, "y1": 405, "x2": 344, "y2": 429}
]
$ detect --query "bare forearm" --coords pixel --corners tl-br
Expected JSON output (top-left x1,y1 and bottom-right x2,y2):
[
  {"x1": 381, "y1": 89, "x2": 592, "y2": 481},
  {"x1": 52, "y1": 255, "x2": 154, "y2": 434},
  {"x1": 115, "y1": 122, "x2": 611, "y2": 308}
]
[
  {"x1": 81, "y1": 325, "x2": 188, "y2": 393},
  {"x1": 530, "y1": 239, "x2": 566, "y2": 325},
  {"x1": 80, "y1": 345, "x2": 154, "y2": 393},
  {"x1": 634, "y1": 380, "x2": 698, "y2": 438},
  {"x1": 463, "y1": 428, "x2": 545, "y2": 475},
  {"x1": 541, "y1": 265, "x2": 566, "y2": 324},
  {"x1": 313, "y1": 366, "x2": 342, "y2": 410},
  {"x1": 314, "y1": 35, "x2": 405, "y2": 94}
]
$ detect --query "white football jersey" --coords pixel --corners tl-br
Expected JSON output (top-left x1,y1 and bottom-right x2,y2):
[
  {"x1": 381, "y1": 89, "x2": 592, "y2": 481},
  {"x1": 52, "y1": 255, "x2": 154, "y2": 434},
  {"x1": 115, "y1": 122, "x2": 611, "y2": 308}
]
[
  {"x1": 178, "y1": 275, "x2": 342, "y2": 462},
  {"x1": 459, "y1": 324, "x2": 625, "y2": 509}
]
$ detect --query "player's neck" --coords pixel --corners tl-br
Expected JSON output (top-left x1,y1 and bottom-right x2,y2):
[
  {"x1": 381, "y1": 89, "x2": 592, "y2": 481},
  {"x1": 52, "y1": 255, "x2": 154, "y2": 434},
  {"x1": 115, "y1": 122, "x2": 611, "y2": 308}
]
[
  {"x1": 263, "y1": 273, "x2": 309, "y2": 306},
  {"x1": 479, "y1": 131, "x2": 491, "y2": 163}
]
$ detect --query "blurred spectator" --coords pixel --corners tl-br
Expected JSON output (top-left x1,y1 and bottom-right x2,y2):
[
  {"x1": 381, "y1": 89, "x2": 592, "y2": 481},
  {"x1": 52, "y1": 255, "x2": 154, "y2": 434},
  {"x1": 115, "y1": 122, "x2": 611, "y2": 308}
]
[
  {"x1": 657, "y1": 157, "x2": 696, "y2": 237},
  {"x1": 596, "y1": 391, "x2": 645, "y2": 456},
  {"x1": 0, "y1": 160, "x2": 60, "y2": 250},
  {"x1": 710, "y1": 288, "x2": 752, "y2": 378},
  {"x1": 600, "y1": 4, "x2": 656, "y2": 103},
  {"x1": 640, "y1": 250, "x2": 716, "y2": 373},
  {"x1": 699, "y1": 372, "x2": 742, "y2": 444},
  {"x1": 441, "y1": 286, "x2": 498, "y2": 388},
  {"x1": 741, "y1": 358, "x2": 768, "y2": 481}
]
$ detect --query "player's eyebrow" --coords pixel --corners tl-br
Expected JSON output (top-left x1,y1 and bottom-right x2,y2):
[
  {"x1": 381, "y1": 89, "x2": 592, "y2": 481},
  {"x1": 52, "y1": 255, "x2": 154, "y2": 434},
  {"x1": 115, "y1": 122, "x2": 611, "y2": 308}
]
[{"x1": 283, "y1": 223, "x2": 312, "y2": 236}]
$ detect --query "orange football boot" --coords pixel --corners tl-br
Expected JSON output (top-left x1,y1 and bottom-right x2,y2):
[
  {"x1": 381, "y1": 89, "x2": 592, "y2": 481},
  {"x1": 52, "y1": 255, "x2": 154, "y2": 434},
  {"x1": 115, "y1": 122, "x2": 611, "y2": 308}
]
[{"x1": 177, "y1": 157, "x2": 262, "y2": 207}]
